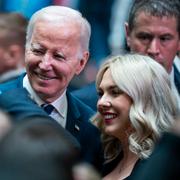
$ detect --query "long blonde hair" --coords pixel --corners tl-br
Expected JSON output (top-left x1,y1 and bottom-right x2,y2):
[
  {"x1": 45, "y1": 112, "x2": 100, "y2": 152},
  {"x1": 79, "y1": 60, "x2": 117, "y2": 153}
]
[{"x1": 93, "y1": 53, "x2": 178, "y2": 162}]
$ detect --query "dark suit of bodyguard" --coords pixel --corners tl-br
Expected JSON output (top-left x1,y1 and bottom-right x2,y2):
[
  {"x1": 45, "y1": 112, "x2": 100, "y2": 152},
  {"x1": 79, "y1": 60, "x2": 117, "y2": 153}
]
[{"x1": 0, "y1": 6, "x2": 103, "y2": 171}]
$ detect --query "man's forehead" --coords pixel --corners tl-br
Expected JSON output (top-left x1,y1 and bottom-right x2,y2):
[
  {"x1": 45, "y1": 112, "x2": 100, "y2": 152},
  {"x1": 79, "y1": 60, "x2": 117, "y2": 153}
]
[
  {"x1": 133, "y1": 12, "x2": 179, "y2": 32},
  {"x1": 135, "y1": 11, "x2": 178, "y2": 24}
]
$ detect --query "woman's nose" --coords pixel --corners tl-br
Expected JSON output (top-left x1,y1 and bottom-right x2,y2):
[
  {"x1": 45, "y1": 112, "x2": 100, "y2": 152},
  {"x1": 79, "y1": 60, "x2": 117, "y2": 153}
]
[{"x1": 97, "y1": 95, "x2": 112, "y2": 108}]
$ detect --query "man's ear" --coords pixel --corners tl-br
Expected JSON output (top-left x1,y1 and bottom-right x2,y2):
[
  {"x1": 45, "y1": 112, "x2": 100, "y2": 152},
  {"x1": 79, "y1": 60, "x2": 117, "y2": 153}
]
[
  {"x1": 75, "y1": 51, "x2": 89, "y2": 75},
  {"x1": 125, "y1": 22, "x2": 131, "y2": 47}
]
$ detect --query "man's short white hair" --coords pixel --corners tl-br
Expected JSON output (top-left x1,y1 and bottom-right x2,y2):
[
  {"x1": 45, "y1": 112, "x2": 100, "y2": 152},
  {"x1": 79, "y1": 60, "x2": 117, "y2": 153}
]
[{"x1": 26, "y1": 6, "x2": 91, "y2": 52}]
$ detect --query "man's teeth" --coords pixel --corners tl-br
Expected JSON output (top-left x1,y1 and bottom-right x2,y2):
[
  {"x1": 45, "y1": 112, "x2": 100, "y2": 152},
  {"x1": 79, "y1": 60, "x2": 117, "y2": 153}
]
[{"x1": 38, "y1": 74, "x2": 51, "y2": 80}]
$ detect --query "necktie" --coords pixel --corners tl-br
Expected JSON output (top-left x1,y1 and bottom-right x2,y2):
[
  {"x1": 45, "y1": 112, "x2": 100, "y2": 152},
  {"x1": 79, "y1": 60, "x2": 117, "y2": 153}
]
[{"x1": 41, "y1": 104, "x2": 54, "y2": 115}]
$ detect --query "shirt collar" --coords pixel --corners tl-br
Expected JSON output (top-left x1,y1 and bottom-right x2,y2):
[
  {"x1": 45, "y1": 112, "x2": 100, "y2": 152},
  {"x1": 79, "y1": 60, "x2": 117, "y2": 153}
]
[
  {"x1": 174, "y1": 56, "x2": 180, "y2": 72},
  {"x1": 51, "y1": 91, "x2": 67, "y2": 119},
  {"x1": 23, "y1": 75, "x2": 43, "y2": 105},
  {"x1": 169, "y1": 66, "x2": 175, "y2": 85},
  {"x1": 170, "y1": 56, "x2": 180, "y2": 86},
  {"x1": 23, "y1": 75, "x2": 67, "y2": 118},
  {"x1": 169, "y1": 65, "x2": 180, "y2": 109}
]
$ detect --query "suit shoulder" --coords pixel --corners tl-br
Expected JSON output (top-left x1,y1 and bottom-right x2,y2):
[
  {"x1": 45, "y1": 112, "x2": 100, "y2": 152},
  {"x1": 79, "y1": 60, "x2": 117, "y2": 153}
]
[
  {"x1": 72, "y1": 82, "x2": 98, "y2": 111},
  {"x1": 72, "y1": 94, "x2": 95, "y2": 117},
  {"x1": 0, "y1": 74, "x2": 23, "y2": 94},
  {"x1": 68, "y1": 92, "x2": 95, "y2": 114}
]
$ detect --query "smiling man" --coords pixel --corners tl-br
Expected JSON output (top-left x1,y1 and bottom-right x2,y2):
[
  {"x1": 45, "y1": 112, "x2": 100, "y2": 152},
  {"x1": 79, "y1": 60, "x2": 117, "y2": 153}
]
[{"x1": 0, "y1": 6, "x2": 103, "y2": 171}]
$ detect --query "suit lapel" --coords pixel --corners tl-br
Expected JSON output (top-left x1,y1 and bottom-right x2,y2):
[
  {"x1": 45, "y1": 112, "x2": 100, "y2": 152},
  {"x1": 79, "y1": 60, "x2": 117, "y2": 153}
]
[
  {"x1": 174, "y1": 64, "x2": 180, "y2": 94},
  {"x1": 65, "y1": 92, "x2": 81, "y2": 139},
  {"x1": 12, "y1": 76, "x2": 83, "y2": 138}
]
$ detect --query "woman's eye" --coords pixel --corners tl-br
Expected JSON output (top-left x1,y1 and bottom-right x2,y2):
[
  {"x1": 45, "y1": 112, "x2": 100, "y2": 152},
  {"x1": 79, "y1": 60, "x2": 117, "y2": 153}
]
[
  {"x1": 97, "y1": 91, "x2": 103, "y2": 97},
  {"x1": 111, "y1": 89, "x2": 123, "y2": 96},
  {"x1": 112, "y1": 90, "x2": 119, "y2": 95}
]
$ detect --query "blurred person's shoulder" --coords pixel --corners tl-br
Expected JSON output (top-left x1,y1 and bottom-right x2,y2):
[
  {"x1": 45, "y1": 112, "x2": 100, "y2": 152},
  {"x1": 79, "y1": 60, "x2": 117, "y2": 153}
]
[{"x1": 0, "y1": 73, "x2": 25, "y2": 93}]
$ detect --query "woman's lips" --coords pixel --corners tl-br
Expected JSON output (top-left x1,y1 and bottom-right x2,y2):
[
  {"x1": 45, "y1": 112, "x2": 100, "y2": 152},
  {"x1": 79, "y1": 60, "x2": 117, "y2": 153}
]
[{"x1": 103, "y1": 113, "x2": 117, "y2": 125}]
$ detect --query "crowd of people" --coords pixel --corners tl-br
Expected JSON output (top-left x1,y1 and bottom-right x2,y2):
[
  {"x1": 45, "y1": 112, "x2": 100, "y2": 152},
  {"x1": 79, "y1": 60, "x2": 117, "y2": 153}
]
[{"x1": 0, "y1": 0, "x2": 179, "y2": 179}]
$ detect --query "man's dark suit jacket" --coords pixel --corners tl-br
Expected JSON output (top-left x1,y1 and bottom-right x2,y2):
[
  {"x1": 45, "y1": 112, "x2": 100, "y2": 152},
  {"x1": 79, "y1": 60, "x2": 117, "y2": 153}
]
[
  {"x1": 0, "y1": 74, "x2": 103, "y2": 171},
  {"x1": 72, "y1": 82, "x2": 98, "y2": 111},
  {"x1": 174, "y1": 63, "x2": 180, "y2": 94}
]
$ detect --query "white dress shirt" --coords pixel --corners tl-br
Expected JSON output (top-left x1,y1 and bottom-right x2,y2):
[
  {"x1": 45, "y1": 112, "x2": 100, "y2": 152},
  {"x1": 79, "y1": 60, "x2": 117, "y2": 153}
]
[
  {"x1": 170, "y1": 56, "x2": 180, "y2": 109},
  {"x1": 23, "y1": 75, "x2": 68, "y2": 128}
]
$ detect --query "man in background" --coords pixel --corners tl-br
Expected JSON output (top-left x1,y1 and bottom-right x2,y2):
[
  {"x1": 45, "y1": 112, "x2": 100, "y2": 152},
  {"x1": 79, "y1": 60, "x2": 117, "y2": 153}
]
[
  {"x1": 73, "y1": 0, "x2": 180, "y2": 110},
  {"x1": 0, "y1": 12, "x2": 27, "y2": 83},
  {"x1": 125, "y1": 0, "x2": 180, "y2": 107}
]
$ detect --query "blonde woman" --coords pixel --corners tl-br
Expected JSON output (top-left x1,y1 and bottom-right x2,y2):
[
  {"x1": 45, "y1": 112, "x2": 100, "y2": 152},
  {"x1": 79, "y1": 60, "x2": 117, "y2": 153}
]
[{"x1": 92, "y1": 54, "x2": 179, "y2": 179}]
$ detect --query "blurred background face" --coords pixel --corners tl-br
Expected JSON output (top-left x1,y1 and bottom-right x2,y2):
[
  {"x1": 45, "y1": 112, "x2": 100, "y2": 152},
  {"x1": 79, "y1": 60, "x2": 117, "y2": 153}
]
[
  {"x1": 0, "y1": 46, "x2": 9, "y2": 74},
  {"x1": 25, "y1": 20, "x2": 88, "y2": 102},
  {"x1": 0, "y1": 44, "x2": 21, "y2": 74},
  {"x1": 126, "y1": 12, "x2": 180, "y2": 73},
  {"x1": 97, "y1": 69, "x2": 132, "y2": 138}
]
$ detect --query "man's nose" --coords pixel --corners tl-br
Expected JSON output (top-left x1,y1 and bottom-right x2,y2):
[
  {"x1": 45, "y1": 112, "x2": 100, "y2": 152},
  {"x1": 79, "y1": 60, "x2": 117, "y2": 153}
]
[
  {"x1": 147, "y1": 39, "x2": 160, "y2": 57},
  {"x1": 39, "y1": 54, "x2": 52, "y2": 70}
]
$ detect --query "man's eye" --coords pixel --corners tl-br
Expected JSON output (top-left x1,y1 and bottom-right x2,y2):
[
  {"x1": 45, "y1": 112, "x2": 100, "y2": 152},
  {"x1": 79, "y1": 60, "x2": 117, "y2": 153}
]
[
  {"x1": 160, "y1": 36, "x2": 172, "y2": 42},
  {"x1": 31, "y1": 48, "x2": 44, "y2": 55},
  {"x1": 139, "y1": 35, "x2": 147, "y2": 40},
  {"x1": 139, "y1": 35, "x2": 150, "y2": 41},
  {"x1": 53, "y1": 53, "x2": 66, "y2": 61},
  {"x1": 137, "y1": 34, "x2": 152, "y2": 43}
]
